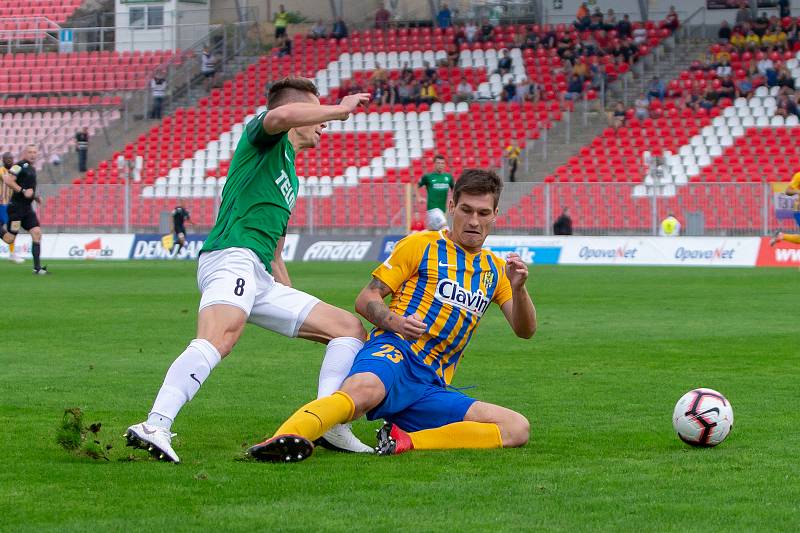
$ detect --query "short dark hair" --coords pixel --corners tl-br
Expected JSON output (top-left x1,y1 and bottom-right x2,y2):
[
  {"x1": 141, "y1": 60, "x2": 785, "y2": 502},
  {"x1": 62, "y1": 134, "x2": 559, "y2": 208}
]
[
  {"x1": 453, "y1": 168, "x2": 503, "y2": 209},
  {"x1": 268, "y1": 77, "x2": 319, "y2": 110},
  {"x1": 433, "y1": 154, "x2": 445, "y2": 161}
]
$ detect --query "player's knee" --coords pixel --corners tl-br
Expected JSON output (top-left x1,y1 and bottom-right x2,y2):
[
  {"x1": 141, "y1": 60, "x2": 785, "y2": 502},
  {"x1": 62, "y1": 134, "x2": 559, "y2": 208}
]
[
  {"x1": 501, "y1": 413, "x2": 530, "y2": 448},
  {"x1": 330, "y1": 311, "x2": 367, "y2": 341},
  {"x1": 30, "y1": 227, "x2": 42, "y2": 241},
  {"x1": 340, "y1": 373, "x2": 385, "y2": 418}
]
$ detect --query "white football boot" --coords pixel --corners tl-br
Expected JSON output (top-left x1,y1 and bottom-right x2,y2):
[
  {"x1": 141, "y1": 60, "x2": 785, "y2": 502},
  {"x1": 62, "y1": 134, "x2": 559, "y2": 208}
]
[
  {"x1": 9, "y1": 253, "x2": 24, "y2": 264},
  {"x1": 124, "y1": 422, "x2": 180, "y2": 463},
  {"x1": 315, "y1": 423, "x2": 374, "y2": 453}
]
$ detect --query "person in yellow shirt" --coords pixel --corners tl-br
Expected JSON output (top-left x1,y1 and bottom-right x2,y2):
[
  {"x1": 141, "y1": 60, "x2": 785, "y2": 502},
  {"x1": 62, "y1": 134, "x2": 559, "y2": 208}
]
[
  {"x1": 0, "y1": 151, "x2": 23, "y2": 263},
  {"x1": 273, "y1": 4, "x2": 290, "y2": 41},
  {"x1": 745, "y1": 31, "x2": 761, "y2": 49},
  {"x1": 730, "y1": 33, "x2": 745, "y2": 49},
  {"x1": 246, "y1": 169, "x2": 537, "y2": 462},
  {"x1": 771, "y1": 171, "x2": 800, "y2": 245},
  {"x1": 505, "y1": 142, "x2": 521, "y2": 182}
]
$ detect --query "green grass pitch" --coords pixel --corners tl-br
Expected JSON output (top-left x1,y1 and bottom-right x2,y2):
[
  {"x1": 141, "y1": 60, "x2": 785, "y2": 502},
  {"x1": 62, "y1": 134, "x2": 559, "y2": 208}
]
[{"x1": 1, "y1": 260, "x2": 798, "y2": 531}]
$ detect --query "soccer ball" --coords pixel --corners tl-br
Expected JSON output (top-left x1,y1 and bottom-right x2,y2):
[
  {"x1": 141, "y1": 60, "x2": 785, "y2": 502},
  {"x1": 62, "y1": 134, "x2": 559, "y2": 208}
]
[{"x1": 672, "y1": 388, "x2": 733, "y2": 447}]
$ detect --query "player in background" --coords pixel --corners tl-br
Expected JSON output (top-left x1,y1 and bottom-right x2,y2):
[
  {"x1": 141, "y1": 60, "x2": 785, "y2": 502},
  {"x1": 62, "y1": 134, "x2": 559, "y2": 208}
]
[
  {"x1": 417, "y1": 154, "x2": 454, "y2": 231},
  {"x1": 0, "y1": 152, "x2": 23, "y2": 264},
  {"x1": 770, "y1": 170, "x2": 800, "y2": 245},
  {"x1": 171, "y1": 204, "x2": 192, "y2": 253},
  {"x1": 125, "y1": 78, "x2": 374, "y2": 463},
  {"x1": 247, "y1": 169, "x2": 536, "y2": 462},
  {"x1": 1, "y1": 146, "x2": 46, "y2": 274}
]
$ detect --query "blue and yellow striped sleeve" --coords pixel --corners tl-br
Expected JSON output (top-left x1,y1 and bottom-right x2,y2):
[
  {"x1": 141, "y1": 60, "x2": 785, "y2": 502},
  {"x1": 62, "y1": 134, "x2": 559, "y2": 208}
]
[
  {"x1": 491, "y1": 256, "x2": 513, "y2": 307},
  {"x1": 372, "y1": 233, "x2": 424, "y2": 292}
]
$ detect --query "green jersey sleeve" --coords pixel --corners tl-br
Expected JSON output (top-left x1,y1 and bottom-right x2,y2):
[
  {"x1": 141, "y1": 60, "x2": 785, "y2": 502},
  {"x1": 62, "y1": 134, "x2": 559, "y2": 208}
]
[
  {"x1": 246, "y1": 111, "x2": 286, "y2": 150},
  {"x1": 448, "y1": 174, "x2": 455, "y2": 188},
  {"x1": 418, "y1": 174, "x2": 428, "y2": 188}
]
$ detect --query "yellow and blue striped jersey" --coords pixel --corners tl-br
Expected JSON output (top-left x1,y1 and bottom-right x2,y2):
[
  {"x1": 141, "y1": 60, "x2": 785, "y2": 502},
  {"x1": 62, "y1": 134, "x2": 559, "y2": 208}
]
[{"x1": 372, "y1": 230, "x2": 512, "y2": 384}]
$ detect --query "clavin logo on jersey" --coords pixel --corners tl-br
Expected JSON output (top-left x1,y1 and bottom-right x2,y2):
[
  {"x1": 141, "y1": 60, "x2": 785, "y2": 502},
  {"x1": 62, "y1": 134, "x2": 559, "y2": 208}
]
[
  {"x1": 435, "y1": 278, "x2": 490, "y2": 315},
  {"x1": 69, "y1": 238, "x2": 114, "y2": 258}
]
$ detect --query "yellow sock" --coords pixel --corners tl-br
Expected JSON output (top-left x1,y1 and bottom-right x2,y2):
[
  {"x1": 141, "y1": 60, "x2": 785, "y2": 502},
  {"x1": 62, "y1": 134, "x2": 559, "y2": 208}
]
[
  {"x1": 409, "y1": 421, "x2": 502, "y2": 450},
  {"x1": 272, "y1": 391, "x2": 355, "y2": 442},
  {"x1": 8, "y1": 242, "x2": 14, "y2": 254},
  {"x1": 782, "y1": 233, "x2": 800, "y2": 244}
]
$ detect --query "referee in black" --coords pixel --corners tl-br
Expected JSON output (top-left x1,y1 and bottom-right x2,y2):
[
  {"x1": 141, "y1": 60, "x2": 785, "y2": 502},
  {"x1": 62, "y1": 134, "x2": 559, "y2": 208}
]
[
  {"x1": 171, "y1": 204, "x2": 191, "y2": 253},
  {"x1": 1, "y1": 145, "x2": 48, "y2": 274}
]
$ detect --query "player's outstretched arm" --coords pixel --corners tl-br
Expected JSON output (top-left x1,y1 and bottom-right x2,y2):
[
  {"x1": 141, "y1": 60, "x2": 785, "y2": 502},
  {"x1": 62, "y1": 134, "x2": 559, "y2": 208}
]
[
  {"x1": 263, "y1": 93, "x2": 371, "y2": 134},
  {"x1": 355, "y1": 277, "x2": 427, "y2": 341},
  {"x1": 500, "y1": 254, "x2": 536, "y2": 339}
]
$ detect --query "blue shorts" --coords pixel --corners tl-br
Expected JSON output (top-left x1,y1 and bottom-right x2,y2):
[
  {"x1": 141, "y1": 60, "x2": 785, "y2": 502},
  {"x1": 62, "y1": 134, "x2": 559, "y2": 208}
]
[
  {"x1": 0, "y1": 204, "x2": 7, "y2": 226},
  {"x1": 794, "y1": 212, "x2": 800, "y2": 228},
  {"x1": 347, "y1": 333, "x2": 476, "y2": 432}
]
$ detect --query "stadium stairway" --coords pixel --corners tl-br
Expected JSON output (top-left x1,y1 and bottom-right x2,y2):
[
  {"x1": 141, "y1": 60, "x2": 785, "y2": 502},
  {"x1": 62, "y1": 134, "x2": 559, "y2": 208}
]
[{"x1": 519, "y1": 40, "x2": 713, "y2": 183}]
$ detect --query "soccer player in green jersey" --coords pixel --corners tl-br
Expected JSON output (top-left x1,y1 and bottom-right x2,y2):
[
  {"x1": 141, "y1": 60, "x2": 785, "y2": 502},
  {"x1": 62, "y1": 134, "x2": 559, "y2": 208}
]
[
  {"x1": 125, "y1": 78, "x2": 373, "y2": 462},
  {"x1": 417, "y1": 154, "x2": 454, "y2": 230}
]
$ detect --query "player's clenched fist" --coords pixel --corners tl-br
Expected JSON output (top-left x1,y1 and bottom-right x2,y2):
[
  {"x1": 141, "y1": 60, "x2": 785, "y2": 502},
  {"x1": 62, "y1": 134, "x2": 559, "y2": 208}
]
[
  {"x1": 339, "y1": 93, "x2": 371, "y2": 117},
  {"x1": 504, "y1": 252, "x2": 528, "y2": 289},
  {"x1": 399, "y1": 312, "x2": 427, "y2": 341}
]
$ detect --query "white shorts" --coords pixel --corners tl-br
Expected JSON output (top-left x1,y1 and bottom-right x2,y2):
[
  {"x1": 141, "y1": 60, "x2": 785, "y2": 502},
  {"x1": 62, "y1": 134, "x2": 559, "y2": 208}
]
[
  {"x1": 425, "y1": 208, "x2": 448, "y2": 231},
  {"x1": 197, "y1": 247, "x2": 320, "y2": 338}
]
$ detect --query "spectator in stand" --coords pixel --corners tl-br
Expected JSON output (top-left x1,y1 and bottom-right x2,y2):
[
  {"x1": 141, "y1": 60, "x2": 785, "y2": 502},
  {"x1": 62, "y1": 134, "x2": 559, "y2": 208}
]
[
  {"x1": 775, "y1": 94, "x2": 800, "y2": 118},
  {"x1": 149, "y1": 72, "x2": 167, "y2": 119},
  {"x1": 718, "y1": 20, "x2": 732, "y2": 42},
  {"x1": 419, "y1": 80, "x2": 438, "y2": 104},
  {"x1": 779, "y1": 0, "x2": 791, "y2": 19},
  {"x1": 383, "y1": 79, "x2": 399, "y2": 106},
  {"x1": 634, "y1": 95, "x2": 650, "y2": 120},
  {"x1": 604, "y1": 9, "x2": 617, "y2": 29},
  {"x1": 730, "y1": 28, "x2": 746, "y2": 49},
  {"x1": 437, "y1": 3, "x2": 452, "y2": 29},
  {"x1": 647, "y1": 76, "x2": 666, "y2": 101},
  {"x1": 375, "y1": 5, "x2": 391, "y2": 30},
  {"x1": 776, "y1": 66, "x2": 795, "y2": 91},
  {"x1": 454, "y1": 77, "x2": 474, "y2": 103},
  {"x1": 423, "y1": 61, "x2": 437, "y2": 83},
  {"x1": 371, "y1": 62, "x2": 388, "y2": 84},
  {"x1": 553, "y1": 208, "x2": 573, "y2": 235},
  {"x1": 617, "y1": 14, "x2": 632, "y2": 39},
  {"x1": 659, "y1": 214, "x2": 681, "y2": 237},
  {"x1": 632, "y1": 24, "x2": 648, "y2": 45},
  {"x1": 409, "y1": 79, "x2": 422, "y2": 104},
  {"x1": 757, "y1": 54, "x2": 774, "y2": 76},
  {"x1": 745, "y1": 29, "x2": 761, "y2": 49},
  {"x1": 496, "y1": 50, "x2": 513, "y2": 76},
  {"x1": 736, "y1": 4, "x2": 753, "y2": 27},
  {"x1": 753, "y1": 11, "x2": 769, "y2": 37},
  {"x1": 372, "y1": 80, "x2": 387, "y2": 104},
  {"x1": 309, "y1": 20, "x2": 327, "y2": 39},
  {"x1": 716, "y1": 58, "x2": 732, "y2": 77},
  {"x1": 522, "y1": 26, "x2": 539, "y2": 49},
  {"x1": 521, "y1": 80, "x2": 541, "y2": 102},
  {"x1": 331, "y1": 18, "x2": 348, "y2": 40},
  {"x1": 75, "y1": 127, "x2": 89, "y2": 172},
  {"x1": 200, "y1": 46, "x2": 217, "y2": 91},
  {"x1": 717, "y1": 75, "x2": 736, "y2": 100},
  {"x1": 501, "y1": 80, "x2": 517, "y2": 102},
  {"x1": 479, "y1": 19, "x2": 494, "y2": 42},
  {"x1": 273, "y1": 4, "x2": 289, "y2": 41},
  {"x1": 699, "y1": 91, "x2": 717, "y2": 111},
  {"x1": 787, "y1": 19, "x2": 799, "y2": 49},
  {"x1": 464, "y1": 20, "x2": 478, "y2": 43},
  {"x1": 589, "y1": 8, "x2": 604, "y2": 30},
  {"x1": 575, "y1": 3, "x2": 590, "y2": 31},
  {"x1": 564, "y1": 74, "x2": 583, "y2": 101},
  {"x1": 665, "y1": 6, "x2": 680, "y2": 32},
  {"x1": 766, "y1": 64, "x2": 780, "y2": 87},
  {"x1": 736, "y1": 76, "x2": 754, "y2": 98},
  {"x1": 606, "y1": 101, "x2": 626, "y2": 128},
  {"x1": 397, "y1": 79, "x2": 413, "y2": 105}
]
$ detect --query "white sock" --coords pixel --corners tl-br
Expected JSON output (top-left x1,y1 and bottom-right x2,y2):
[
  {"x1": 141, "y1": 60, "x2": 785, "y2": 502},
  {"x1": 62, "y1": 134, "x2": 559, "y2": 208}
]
[
  {"x1": 147, "y1": 339, "x2": 221, "y2": 429},
  {"x1": 317, "y1": 336, "x2": 364, "y2": 398}
]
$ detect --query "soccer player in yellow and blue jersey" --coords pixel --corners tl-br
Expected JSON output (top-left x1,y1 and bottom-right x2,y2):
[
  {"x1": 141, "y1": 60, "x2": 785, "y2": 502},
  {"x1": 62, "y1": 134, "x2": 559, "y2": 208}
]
[
  {"x1": 0, "y1": 151, "x2": 22, "y2": 262},
  {"x1": 771, "y1": 171, "x2": 800, "y2": 246},
  {"x1": 248, "y1": 169, "x2": 537, "y2": 462}
]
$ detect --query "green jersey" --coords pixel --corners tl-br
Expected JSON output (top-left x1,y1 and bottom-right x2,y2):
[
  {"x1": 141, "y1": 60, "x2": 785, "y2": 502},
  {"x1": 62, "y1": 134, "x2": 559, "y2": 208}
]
[
  {"x1": 202, "y1": 111, "x2": 298, "y2": 272},
  {"x1": 418, "y1": 172, "x2": 454, "y2": 211}
]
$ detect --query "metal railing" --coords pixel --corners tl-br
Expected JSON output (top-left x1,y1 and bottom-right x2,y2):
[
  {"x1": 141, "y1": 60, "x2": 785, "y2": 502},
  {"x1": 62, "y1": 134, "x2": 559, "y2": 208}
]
[{"x1": 32, "y1": 180, "x2": 790, "y2": 237}]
